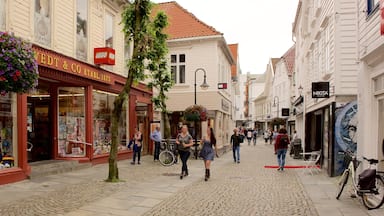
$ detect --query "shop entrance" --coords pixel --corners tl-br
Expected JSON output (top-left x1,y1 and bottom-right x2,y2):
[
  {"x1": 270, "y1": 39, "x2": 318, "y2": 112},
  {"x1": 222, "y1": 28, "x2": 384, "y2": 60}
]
[{"x1": 27, "y1": 84, "x2": 52, "y2": 162}]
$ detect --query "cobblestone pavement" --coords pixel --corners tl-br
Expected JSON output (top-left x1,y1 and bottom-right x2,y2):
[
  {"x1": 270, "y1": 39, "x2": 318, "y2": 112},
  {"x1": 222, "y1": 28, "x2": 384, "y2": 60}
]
[
  {"x1": 0, "y1": 139, "x2": 382, "y2": 215},
  {"x1": 141, "y1": 143, "x2": 318, "y2": 216}
]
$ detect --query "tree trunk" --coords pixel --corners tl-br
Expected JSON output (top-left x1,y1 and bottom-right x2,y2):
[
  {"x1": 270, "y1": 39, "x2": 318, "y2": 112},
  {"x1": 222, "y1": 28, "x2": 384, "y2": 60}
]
[
  {"x1": 106, "y1": 94, "x2": 126, "y2": 182},
  {"x1": 162, "y1": 111, "x2": 171, "y2": 139}
]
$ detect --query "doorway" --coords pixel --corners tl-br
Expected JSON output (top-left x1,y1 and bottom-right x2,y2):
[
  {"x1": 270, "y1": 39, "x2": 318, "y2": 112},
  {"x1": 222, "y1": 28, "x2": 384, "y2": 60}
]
[
  {"x1": 378, "y1": 98, "x2": 384, "y2": 170},
  {"x1": 27, "y1": 84, "x2": 52, "y2": 162}
]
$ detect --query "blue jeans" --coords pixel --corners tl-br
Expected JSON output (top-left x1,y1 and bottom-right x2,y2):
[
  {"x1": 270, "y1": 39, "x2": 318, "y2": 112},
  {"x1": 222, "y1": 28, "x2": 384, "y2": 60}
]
[
  {"x1": 277, "y1": 148, "x2": 287, "y2": 169},
  {"x1": 233, "y1": 146, "x2": 240, "y2": 162}
]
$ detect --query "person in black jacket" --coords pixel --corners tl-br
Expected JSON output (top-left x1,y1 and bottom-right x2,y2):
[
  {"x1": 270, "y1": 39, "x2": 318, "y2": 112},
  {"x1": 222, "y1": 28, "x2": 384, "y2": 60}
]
[{"x1": 230, "y1": 128, "x2": 241, "y2": 163}]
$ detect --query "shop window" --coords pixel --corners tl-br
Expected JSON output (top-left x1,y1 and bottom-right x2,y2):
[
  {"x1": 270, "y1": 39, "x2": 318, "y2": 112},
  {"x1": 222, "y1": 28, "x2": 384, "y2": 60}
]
[
  {"x1": 34, "y1": 0, "x2": 51, "y2": 47},
  {"x1": 76, "y1": 0, "x2": 88, "y2": 61},
  {"x1": 0, "y1": 93, "x2": 17, "y2": 170},
  {"x1": 0, "y1": 0, "x2": 6, "y2": 31},
  {"x1": 58, "y1": 87, "x2": 86, "y2": 157},
  {"x1": 93, "y1": 90, "x2": 127, "y2": 156}
]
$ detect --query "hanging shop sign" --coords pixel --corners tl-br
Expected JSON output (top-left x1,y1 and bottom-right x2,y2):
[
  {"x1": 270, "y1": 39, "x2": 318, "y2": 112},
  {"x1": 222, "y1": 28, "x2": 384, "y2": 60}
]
[
  {"x1": 218, "y1": 83, "x2": 227, "y2": 89},
  {"x1": 94, "y1": 47, "x2": 115, "y2": 65},
  {"x1": 281, "y1": 108, "x2": 290, "y2": 116},
  {"x1": 312, "y1": 82, "x2": 329, "y2": 98}
]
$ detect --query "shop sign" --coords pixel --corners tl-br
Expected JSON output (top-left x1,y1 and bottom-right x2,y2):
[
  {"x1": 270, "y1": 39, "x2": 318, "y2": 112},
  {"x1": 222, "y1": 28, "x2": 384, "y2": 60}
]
[
  {"x1": 94, "y1": 47, "x2": 115, "y2": 65},
  {"x1": 218, "y1": 83, "x2": 227, "y2": 89},
  {"x1": 312, "y1": 82, "x2": 329, "y2": 98},
  {"x1": 282, "y1": 108, "x2": 290, "y2": 116},
  {"x1": 381, "y1": 0, "x2": 384, "y2": 35},
  {"x1": 33, "y1": 46, "x2": 113, "y2": 84},
  {"x1": 221, "y1": 99, "x2": 230, "y2": 112}
]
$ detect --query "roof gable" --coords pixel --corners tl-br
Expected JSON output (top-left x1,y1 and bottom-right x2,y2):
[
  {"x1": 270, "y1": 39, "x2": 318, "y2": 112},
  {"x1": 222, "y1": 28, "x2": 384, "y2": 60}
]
[
  {"x1": 152, "y1": 1, "x2": 223, "y2": 40},
  {"x1": 281, "y1": 45, "x2": 295, "y2": 76}
]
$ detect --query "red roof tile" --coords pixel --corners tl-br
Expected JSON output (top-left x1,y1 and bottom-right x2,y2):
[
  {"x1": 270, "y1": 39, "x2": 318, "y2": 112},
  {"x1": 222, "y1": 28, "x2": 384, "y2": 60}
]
[
  {"x1": 152, "y1": 1, "x2": 223, "y2": 40},
  {"x1": 228, "y1": 44, "x2": 238, "y2": 77}
]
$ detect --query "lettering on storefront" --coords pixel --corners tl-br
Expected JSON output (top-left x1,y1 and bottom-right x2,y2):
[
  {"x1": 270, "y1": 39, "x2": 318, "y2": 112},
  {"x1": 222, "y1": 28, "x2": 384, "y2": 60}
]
[{"x1": 34, "y1": 48, "x2": 113, "y2": 84}]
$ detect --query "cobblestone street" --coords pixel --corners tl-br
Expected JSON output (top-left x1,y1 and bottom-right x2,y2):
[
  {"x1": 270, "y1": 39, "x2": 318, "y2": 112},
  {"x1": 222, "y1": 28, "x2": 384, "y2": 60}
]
[{"x1": 0, "y1": 140, "x2": 382, "y2": 216}]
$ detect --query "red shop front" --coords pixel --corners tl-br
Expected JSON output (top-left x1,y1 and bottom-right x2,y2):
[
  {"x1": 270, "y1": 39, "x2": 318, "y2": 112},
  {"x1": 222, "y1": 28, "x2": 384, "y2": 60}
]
[{"x1": 0, "y1": 45, "x2": 153, "y2": 185}]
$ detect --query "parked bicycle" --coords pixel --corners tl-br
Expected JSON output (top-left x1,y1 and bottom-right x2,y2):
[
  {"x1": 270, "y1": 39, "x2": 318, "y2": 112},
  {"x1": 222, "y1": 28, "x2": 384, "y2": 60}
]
[
  {"x1": 336, "y1": 150, "x2": 384, "y2": 210},
  {"x1": 158, "y1": 140, "x2": 176, "y2": 166}
]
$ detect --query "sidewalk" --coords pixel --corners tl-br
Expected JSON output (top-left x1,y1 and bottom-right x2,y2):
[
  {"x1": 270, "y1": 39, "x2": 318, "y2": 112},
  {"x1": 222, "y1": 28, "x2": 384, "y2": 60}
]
[{"x1": 0, "y1": 139, "x2": 382, "y2": 215}]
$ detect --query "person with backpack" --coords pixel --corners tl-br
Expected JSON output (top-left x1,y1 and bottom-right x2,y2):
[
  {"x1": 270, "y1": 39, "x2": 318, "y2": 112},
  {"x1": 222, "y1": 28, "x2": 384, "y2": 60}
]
[
  {"x1": 252, "y1": 128, "x2": 258, "y2": 146},
  {"x1": 274, "y1": 128, "x2": 290, "y2": 171}
]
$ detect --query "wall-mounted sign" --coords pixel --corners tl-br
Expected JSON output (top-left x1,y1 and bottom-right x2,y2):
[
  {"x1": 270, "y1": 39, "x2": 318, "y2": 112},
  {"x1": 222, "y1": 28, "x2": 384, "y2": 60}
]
[
  {"x1": 94, "y1": 47, "x2": 115, "y2": 65},
  {"x1": 312, "y1": 82, "x2": 329, "y2": 98},
  {"x1": 33, "y1": 46, "x2": 113, "y2": 84},
  {"x1": 218, "y1": 83, "x2": 227, "y2": 89}
]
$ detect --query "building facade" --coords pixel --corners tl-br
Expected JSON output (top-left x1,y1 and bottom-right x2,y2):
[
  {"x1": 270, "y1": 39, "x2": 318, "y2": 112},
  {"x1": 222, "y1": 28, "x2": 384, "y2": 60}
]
[
  {"x1": 153, "y1": 2, "x2": 234, "y2": 150},
  {"x1": 0, "y1": 0, "x2": 153, "y2": 184},
  {"x1": 293, "y1": 0, "x2": 359, "y2": 176},
  {"x1": 357, "y1": 0, "x2": 384, "y2": 171}
]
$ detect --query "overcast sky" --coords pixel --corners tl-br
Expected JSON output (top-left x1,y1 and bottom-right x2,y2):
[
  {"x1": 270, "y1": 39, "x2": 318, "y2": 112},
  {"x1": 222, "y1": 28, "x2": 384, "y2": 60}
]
[{"x1": 152, "y1": 0, "x2": 299, "y2": 74}]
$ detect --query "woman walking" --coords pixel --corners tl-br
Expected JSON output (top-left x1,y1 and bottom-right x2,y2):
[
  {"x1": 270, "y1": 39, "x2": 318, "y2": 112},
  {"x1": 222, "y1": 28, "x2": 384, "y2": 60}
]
[
  {"x1": 199, "y1": 127, "x2": 217, "y2": 181},
  {"x1": 175, "y1": 125, "x2": 193, "y2": 179}
]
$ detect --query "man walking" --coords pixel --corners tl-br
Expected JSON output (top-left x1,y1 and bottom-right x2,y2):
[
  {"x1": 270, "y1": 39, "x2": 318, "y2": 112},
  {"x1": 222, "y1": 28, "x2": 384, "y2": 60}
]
[{"x1": 150, "y1": 126, "x2": 162, "y2": 161}]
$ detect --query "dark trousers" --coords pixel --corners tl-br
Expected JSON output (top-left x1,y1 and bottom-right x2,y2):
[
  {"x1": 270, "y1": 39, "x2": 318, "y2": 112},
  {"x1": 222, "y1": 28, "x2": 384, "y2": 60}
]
[
  {"x1": 133, "y1": 146, "x2": 142, "y2": 162},
  {"x1": 179, "y1": 150, "x2": 190, "y2": 174},
  {"x1": 154, "y1": 142, "x2": 160, "y2": 160}
]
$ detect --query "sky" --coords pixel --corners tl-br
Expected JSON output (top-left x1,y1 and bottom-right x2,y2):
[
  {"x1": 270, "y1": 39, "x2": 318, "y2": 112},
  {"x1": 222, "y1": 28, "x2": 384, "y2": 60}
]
[{"x1": 152, "y1": 0, "x2": 299, "y2": 74}]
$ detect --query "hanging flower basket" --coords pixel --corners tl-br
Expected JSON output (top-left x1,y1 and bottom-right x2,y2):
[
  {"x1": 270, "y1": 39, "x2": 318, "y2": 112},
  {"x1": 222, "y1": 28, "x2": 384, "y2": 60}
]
[
  {"x1": 0, "y1": 32, "x2": 39, "y2": 94},
  {"x1": 184, "y1": 104, "x2": 207, "y2": 122}
]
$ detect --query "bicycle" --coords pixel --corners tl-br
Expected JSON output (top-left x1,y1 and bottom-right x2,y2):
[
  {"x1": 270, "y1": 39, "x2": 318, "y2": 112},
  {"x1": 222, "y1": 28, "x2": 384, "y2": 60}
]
[
  {"x1": 335, "y1": 150, "x2": 384, "y2": 210},
  {"x1": 158, "y1": 140, "x2": 176, "y2": 166}
]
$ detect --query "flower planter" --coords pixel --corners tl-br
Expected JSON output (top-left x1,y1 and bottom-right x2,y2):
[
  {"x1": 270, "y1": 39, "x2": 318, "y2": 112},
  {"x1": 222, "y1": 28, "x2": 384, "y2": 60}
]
[{"x1": 0, "y1": 32, "x2": 39, "y2": 94}]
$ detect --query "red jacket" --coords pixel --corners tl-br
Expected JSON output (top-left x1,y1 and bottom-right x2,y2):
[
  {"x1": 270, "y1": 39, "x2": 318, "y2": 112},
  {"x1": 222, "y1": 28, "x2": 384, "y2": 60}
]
[{"x1": 274, "y1": 133, "x2": 290, "y2": 152}]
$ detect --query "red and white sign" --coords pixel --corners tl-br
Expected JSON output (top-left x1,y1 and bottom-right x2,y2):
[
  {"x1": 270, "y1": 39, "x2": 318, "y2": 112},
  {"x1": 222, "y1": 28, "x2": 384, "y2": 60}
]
[
  {"x1": 381, "y1": 0, "x2": 384, "y2": 35},
  {"x1": 94, "y1": 47, "x2": 115, "y2": 65},
  {"x1": 218, "y1": 83, "x2": 227, "y2": 89}
]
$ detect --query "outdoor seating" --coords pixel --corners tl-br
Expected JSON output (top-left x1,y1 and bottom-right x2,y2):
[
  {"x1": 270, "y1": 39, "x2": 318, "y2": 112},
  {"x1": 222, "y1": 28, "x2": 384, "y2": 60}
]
[{"x1": 300, "y1": 150, "x2": 321, "y2": 175}]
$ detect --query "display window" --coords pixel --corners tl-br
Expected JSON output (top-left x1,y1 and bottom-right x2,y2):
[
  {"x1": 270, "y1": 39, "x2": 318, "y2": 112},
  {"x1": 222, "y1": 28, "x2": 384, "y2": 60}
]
[
  {"x1": 0, "y1": 93, "x2": 17, "y2": 170},
  {"x1": 58, "y1": 87, "x2": 86, "y2": 157},
  {"x1": 93, "y1": 90, "x2": 127, "y2": 156}
]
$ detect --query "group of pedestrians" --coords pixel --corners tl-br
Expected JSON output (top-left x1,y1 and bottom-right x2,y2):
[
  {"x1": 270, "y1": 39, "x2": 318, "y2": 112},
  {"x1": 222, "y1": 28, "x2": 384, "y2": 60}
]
[{"x1": 129, "y1": 124, "x2": 292, "y2": 181}]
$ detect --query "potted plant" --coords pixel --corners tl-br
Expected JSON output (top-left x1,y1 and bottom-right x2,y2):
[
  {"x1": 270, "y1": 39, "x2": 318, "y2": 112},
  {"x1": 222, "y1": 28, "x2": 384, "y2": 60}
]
[{"x1": 0, "y1": 32, "x2": 39, "y2": 94}]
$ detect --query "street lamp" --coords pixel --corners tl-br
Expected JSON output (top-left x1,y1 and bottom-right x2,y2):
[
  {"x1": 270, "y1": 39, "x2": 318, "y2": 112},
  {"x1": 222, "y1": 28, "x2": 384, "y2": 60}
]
[
  {"x1": 194, "y1": 68, "x2": 209, "y2": 159},
  {"x1": 273, "y1": 96, "x2": 279, "y2": 118},
  {"x1": 194, "y1": 68, "x2": 209, "y2": 104}
]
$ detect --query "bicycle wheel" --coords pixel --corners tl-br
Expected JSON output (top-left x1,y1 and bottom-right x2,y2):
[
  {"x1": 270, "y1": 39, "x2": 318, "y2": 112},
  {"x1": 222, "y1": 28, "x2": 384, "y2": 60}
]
[
  {"x1": 361, "y1": 175, "x2": 384, "y2": 210},
  {"x1": 159, "y1": 150, "x2": 175, "y2": 166},
  {"x1": 336, "y1": 170, "x2": 349, "y2": 199}
]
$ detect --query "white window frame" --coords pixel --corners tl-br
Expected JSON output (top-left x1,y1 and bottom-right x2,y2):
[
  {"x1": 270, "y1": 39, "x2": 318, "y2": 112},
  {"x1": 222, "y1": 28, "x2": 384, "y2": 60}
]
[{"x1": 170, "y1": 54, "x2": 186, "y2": 84}]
